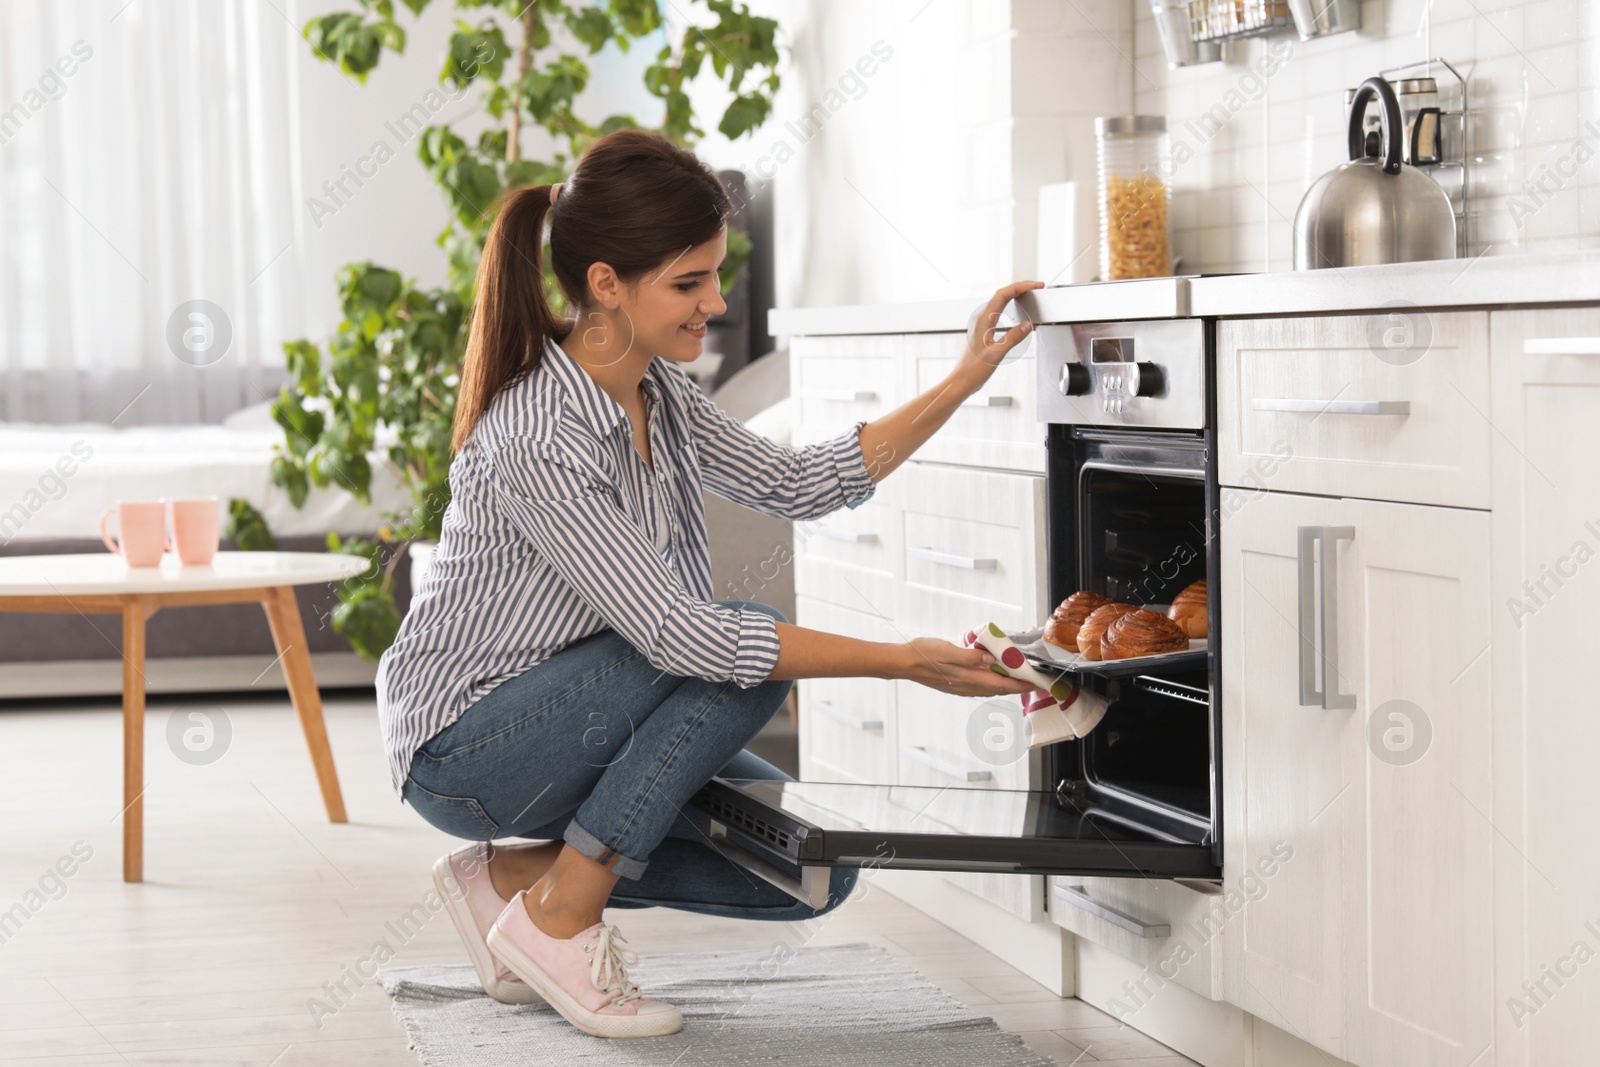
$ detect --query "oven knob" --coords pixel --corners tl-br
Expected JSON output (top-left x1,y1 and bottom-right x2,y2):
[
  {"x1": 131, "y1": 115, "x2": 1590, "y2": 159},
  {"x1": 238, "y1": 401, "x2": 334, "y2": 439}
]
[
  {"x1": 1132, "y1": 362, "x2": 1165, "y2": 397},
  {"x1": 1059, "y1": 362, "x2": 1091, "y2": 396}
]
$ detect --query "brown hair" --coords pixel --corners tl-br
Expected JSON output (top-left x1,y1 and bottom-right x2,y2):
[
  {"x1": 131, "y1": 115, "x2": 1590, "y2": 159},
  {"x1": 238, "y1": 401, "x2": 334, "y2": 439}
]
[{"x1": 451, "y1": 129, "x2": 733, "y2": 452}]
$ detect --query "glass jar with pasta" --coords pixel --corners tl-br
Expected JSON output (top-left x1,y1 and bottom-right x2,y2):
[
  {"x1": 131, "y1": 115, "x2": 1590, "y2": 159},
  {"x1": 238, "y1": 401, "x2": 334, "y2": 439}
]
[{"x1": 1095, "y1": 115, "x2": 1174, "y2": 280}]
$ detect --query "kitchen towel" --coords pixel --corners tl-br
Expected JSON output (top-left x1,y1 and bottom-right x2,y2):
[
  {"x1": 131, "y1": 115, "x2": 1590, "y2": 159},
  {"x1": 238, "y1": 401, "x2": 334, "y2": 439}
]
[
  {"x1": 378, "y1": 942, "x2": 1055, "y2": 1066},
  {"x1": 962, "y1": 622, "x2": 1110, "y2": 746}
]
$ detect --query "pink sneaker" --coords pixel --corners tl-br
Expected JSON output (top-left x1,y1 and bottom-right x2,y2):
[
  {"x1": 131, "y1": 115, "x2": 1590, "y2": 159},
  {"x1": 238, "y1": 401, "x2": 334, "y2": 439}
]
[
  {"x1": 431, "y1": 843, "x2": 543, "y2": 1006},
  {"x1": 486, "y1": 891, "x2": 683, "y2": 1038}
]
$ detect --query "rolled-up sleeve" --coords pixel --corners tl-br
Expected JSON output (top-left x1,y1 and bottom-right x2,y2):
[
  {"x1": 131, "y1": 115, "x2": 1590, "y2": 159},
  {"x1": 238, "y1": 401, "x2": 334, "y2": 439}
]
[
  {"x1": 482, "y1": 433, "x2": 780, "y2": 687},
  {"x1": 676, "y1": 373, "x2": 877, "y2": 520}
]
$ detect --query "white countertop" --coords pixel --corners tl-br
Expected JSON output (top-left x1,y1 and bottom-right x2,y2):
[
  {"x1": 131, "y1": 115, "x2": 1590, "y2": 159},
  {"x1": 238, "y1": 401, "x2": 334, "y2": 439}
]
[{"x1": 768, "y1": 249, "x2": 1600, "y2": 336}]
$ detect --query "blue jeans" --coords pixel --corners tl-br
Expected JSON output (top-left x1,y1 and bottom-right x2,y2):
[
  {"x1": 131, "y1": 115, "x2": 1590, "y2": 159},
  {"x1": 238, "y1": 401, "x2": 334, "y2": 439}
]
[{"x1": 402, "y1": 600, "x2": 856, "y2": 922}]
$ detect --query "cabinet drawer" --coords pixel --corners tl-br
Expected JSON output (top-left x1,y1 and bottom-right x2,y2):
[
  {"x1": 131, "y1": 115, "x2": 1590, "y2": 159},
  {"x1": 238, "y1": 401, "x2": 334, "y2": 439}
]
[
  {"x1": 793, "y1": 487, "x2": 899, "y2": 619},
  {"x1": 794, "y1": 596, "x2": 896, "y2": 785},
  {"x1": 902, "y1": 333, "x2": 1045, "y2": 473},
  {"x1": 898, "y1": 464, "x2": 1048, "y2": 637},
  {"x1": 1047, "y1": 875, "x2": 1224, "y2": 1001},
  {"x1": 893, "y1": 684, "x2": 1030, "y2": 791},
  {"x1": 896, "y1": 681, "x2": 1043, "y2": 922},
  {"x1": 792, "y1": 334, "x2": 898, "y2": 447},
  {"x1": 1217, "y1": 311, "x2": 1490, "y2": 508}
]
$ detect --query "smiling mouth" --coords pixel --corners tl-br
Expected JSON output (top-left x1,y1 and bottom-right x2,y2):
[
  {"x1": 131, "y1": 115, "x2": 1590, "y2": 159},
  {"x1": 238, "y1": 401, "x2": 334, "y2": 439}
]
[{"x1": 681, "y1": 320, "x2": 707, "y2": 335}]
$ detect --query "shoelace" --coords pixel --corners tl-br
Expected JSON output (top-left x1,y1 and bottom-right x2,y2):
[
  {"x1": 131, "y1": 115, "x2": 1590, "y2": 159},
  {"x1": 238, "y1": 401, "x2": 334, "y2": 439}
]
[{"x1": 583, "y1": 924, "x2": 643, "y2": 1005}]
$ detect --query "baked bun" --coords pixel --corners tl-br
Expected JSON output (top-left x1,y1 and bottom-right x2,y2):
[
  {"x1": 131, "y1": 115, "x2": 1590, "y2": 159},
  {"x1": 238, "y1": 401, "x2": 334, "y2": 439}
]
[
  {"x1": 1077, "y1": 603, "x2": 1140, "y2": 661},
  {"x1": 1101, "y1": 608, "x2": 1189, "y2": 660},
  {"x1": 1043, "y1": 591, "x2": 1109, "y2": 652},
  {"x1": 1167, "y1": 578, "x2": 1208, "y2": 639}
]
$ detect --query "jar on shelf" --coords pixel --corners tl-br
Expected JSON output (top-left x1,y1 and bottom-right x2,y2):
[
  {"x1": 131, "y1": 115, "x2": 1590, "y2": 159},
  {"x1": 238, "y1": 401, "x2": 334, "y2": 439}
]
[{"x1": 1095, "y1": 115, "x2": 1174, "y2": 281}]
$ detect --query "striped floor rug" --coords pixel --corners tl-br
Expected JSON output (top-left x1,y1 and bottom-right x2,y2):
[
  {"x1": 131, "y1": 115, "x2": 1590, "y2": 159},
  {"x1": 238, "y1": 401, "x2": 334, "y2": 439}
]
[{"x1": 379, "y1": 941, "x2": 1054, "y2": 1066}]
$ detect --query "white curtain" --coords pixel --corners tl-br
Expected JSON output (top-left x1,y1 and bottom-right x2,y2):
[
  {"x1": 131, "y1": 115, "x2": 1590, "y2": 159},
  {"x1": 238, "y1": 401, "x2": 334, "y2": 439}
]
[{"x1": 0, "y1": 0, "x2": 304, "y2": 426}]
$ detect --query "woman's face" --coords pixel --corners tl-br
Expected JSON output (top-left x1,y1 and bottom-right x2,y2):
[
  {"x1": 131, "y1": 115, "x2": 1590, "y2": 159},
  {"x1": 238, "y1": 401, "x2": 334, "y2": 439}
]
[{"x1": 622, "y1": 227, "x2": 729, "y2": 363}]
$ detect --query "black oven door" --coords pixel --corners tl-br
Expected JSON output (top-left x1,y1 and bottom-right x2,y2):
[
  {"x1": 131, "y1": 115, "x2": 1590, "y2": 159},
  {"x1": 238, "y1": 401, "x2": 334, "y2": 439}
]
[{"x1": 683, "y1": 775, "x2": 1219, "y2": 908}]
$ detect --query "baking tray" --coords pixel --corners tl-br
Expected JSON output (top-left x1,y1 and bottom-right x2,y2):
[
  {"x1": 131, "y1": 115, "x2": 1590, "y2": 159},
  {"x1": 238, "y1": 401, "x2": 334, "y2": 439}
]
[{"x1": 1009, "y1": 605, "x2": 1208, "y2": 677}]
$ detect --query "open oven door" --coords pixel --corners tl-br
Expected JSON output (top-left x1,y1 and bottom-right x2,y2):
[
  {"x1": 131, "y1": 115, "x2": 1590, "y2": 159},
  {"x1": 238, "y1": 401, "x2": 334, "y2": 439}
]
[
  {"x1": 683, "y1": 774, "x2": 1219, "y2": 910},
  {"x1": 683, "y1": 629, "x2": 1222, "y2": 910}
]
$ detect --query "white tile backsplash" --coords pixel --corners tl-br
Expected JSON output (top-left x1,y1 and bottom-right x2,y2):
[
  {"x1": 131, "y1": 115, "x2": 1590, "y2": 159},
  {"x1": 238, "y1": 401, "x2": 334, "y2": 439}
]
[{"x1": 1116, "y1": 0, "x2": 1595, "y2": 271}]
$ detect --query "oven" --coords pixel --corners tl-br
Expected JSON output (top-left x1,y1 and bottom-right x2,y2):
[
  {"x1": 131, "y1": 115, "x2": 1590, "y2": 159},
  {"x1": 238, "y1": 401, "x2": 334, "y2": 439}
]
[{"x1": 686, "y1": 318, "x2": 1222, "y2": 908}]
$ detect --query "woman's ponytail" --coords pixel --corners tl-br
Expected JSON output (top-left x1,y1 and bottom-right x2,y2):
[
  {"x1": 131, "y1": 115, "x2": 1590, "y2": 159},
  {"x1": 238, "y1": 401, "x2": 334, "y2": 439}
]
[
  {"x1": 451, "y1": 182, "x2": 566, "y2": 453},
  {"x1": 451, "y1": 129, "x2": 734, "y2": 454}
]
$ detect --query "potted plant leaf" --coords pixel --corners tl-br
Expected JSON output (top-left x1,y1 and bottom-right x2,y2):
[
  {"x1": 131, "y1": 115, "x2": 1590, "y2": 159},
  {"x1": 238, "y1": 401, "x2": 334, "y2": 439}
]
[{"x1": 232, "y1": 0, "x2": 780, "y2": 661}]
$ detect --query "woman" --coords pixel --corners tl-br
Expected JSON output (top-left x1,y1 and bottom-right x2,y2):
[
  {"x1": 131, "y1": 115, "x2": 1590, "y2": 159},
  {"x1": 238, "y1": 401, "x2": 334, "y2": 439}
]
[{"x1": 376, "y1": 128, "x2": 1039, "y2": 1040}]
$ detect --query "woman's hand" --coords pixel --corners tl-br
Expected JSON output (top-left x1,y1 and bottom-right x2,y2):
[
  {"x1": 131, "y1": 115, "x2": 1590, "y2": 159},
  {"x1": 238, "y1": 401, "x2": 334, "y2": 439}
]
[
  {"x1": 896, "y1": 637, "x2": 1038, "y2": 698},
  {"x1": 952, "y1": 280, "x2": 1044, "y2": 396}
]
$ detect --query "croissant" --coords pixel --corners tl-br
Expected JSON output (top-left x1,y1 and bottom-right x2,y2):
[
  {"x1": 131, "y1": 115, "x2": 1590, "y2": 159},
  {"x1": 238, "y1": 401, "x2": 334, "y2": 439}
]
[
  {"x1": 1167, "y1": 578, "x2": 1208, "y2": 639},
  {"x1": 1101, "y1": 608, "x2": 1189, "y2": 660},
  {"x1": 1077, "y1": 603, "x2": 1140, "y2": 661},
  {"x1": 1043, "y1": 591, "x2": 1109, "y2": 652}
]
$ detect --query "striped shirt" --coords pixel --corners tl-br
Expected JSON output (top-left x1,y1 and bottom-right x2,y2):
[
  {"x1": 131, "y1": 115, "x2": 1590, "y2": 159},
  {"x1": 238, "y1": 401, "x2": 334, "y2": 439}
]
[{"x1": 375, "y1": 335, "x2": 877, "y2": 796}]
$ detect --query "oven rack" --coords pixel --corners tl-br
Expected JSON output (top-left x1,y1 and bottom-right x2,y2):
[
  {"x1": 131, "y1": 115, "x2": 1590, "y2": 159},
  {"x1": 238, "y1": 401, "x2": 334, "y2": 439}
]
[{"x1": 1132, "y1": 674, "x2": 1210, "y2": 705}]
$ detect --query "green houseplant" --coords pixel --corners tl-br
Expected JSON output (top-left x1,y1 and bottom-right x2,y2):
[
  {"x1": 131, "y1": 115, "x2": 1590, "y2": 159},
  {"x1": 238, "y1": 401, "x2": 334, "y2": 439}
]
[{"x1": 233, "y1": 0, "x2": 781, "y2": 661}]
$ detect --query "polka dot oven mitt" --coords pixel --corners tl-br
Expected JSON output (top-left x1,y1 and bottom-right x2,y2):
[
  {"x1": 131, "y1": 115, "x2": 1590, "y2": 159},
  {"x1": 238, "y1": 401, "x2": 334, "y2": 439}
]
[{"x1": 961, "y1": 622, "x2": 1110, "y2": 747}]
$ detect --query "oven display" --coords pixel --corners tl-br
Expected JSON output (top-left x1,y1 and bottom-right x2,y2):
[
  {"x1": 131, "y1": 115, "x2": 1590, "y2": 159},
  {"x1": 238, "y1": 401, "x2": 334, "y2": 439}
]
[{"x1": 1090, "y1": 337, "x2": 1132, "y2": 362}]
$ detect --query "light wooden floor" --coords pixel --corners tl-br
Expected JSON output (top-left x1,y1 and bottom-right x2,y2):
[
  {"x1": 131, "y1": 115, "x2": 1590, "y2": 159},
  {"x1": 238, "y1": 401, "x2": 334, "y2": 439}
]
[{"x1": 0, "y1": 692, "x2": 1198, "y2": 1067}]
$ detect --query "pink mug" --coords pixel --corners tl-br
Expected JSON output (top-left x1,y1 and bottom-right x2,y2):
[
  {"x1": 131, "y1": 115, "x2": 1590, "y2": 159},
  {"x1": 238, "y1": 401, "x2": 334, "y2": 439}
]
[
  {"x1": 100, "y1": 501, "x2": 167, "y2": 567},
  {"x1": 167, "y1": 497, "x2": 220, "y2": 565}
]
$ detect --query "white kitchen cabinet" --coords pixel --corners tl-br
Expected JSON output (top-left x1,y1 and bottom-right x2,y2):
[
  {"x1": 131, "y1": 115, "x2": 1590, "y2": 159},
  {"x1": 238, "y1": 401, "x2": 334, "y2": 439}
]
[
  {"x1": 887, "y1": 461, "x2": 1050, "y2": 922},
  {"x1": 1046, "y1": 875, "x2": 1226, "y2": 1001},
  {"x1": 1487, "y1": 309, "x2": 1600, "y2": 1067},
  {"x1": 901, "y1": 332, "x2": 1047, "y2": 473},
  {"x1": 792, "y1": 484, "x2": 901, "y2": 620},
  {"x1": 793, "y1": 596, "x2": 898, "y2": 786},
  {"x1": 894, "y1": 681, "x2": 1045, "y2": 922},
  {"x1": 893, "y1": 683, "x2": 1026, "y2": 791},
  {"x1": 791, "y1": 333, "x2": 900, "y2": 449},
  {"x1": 1220, "y1": 490, "x2": 1352, "y2": 1056},
  {"x1": 1217, "y1": 312, "x2": 1491, "y2": 509},
  {"x1": 895, "y1": 461, "x2": 1049, "y2": 638},
  {"x1": 790, "y1": 340, "x2": 1053, "y2": 928},
  {"x1": 1220, "y1": 490, "x2": 1493, "y2": 1067}
]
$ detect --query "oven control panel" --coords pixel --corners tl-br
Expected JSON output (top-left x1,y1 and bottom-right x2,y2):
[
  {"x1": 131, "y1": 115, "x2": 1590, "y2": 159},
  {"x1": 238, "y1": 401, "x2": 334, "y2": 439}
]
[{"x1": 1034, "y1": 319, "x2": 1206, "y2": 429}]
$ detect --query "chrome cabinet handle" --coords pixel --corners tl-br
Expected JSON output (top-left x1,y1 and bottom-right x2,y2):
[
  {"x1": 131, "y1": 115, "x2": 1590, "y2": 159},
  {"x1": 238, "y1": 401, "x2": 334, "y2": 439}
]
[
  {"x1": 802, "y1": 388, "x2": 878, "y2": 402},
  {"x1": 814, "y1": 699, "x2": 882, "y2": 731},
  {"x1": 813, "y1": 526, "x2": 878, "y2": 544},
  {"x1": 1296, "y1": 525, "x2": 1356, "y2": 711},
  {"x1": 1297, "y1": 526, "x2": 1321, "y2": 707},
  {"x1": 961, "y1": 394, "x2": 1015, "y2": 408},
  {"x1": 903, "y1": 744, "x2": 991, "y2": 782},
  {"x1": 1053, "y1": 883, "x2": 1171, "y2": 939},
  {"x1": 908, "y1": 546, "x2": 998, "y2": 570},
  {"x1": 1253, "y1": 398, "x2": 1410, "y2": 416},
  {"x1": 1525, "y1": 337, "x2": 1600, "y2": 356},
  {"x1": 1320, "y1": 526, "x2": 1355, "y2": 710}
]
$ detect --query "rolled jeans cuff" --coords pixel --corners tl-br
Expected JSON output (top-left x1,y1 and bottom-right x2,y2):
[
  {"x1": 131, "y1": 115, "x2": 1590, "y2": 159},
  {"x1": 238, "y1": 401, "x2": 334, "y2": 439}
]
[{"x1": 565, "y1": 818, "x2": 649, "y2": 881}]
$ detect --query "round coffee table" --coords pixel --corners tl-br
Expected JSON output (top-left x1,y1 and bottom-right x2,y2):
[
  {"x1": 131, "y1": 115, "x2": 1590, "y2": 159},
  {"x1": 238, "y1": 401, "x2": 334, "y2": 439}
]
[{"x1": 0, "y1": 551, "x2": 370, "y2": 882}]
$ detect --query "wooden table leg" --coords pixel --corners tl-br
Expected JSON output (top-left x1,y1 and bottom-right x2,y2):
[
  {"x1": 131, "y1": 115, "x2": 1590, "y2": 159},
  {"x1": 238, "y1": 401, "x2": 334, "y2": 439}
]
[
  {"x1": 261, "y1": 585, "x2": 347, "y2": 823},
  {"x1": 121, "y1": 598, "x2": 146, "y2": 883}
]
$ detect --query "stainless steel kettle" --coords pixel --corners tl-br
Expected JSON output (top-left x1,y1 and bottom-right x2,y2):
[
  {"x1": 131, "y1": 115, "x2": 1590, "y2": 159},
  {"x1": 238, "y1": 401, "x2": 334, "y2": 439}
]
[{"x1": 1293, "y1": 77, "x2": 1456, "y2": 270}]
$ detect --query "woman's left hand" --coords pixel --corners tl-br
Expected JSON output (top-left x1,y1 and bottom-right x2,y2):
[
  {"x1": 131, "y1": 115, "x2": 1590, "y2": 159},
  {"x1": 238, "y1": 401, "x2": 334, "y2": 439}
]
[{"x1": 952, "y1": 280, "x2": 1044, "y2": 395}]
